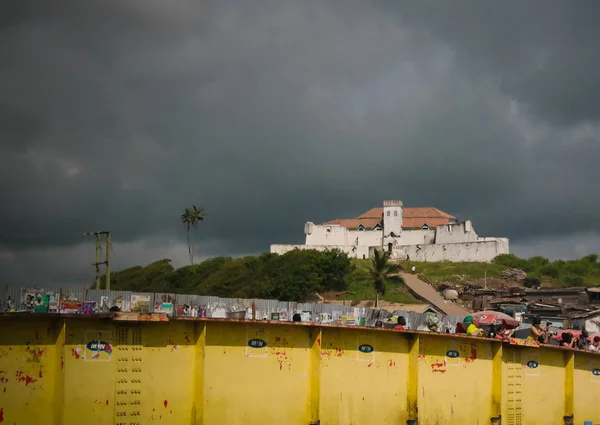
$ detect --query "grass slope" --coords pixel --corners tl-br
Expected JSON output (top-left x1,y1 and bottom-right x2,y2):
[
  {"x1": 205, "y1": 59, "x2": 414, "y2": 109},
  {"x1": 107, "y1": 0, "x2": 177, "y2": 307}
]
[{"x1": 339, "y1": 260, "x2": 421, "y2": 304}]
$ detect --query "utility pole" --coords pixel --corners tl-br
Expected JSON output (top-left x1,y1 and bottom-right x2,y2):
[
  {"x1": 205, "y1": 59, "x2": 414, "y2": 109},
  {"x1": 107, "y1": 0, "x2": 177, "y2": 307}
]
[{"x1": 84, "y1": 231, "x2": 111, "y2": 290}]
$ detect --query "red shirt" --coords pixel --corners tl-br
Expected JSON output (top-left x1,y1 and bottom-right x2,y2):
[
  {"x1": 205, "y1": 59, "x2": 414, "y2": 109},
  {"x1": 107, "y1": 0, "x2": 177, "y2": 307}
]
[{"x1": 394, "y1": 325, "x2": 405, "y2": 330}]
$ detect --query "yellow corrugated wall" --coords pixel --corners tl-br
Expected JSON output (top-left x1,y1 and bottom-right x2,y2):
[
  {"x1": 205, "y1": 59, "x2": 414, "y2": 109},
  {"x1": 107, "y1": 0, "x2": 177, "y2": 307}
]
[{"x1": 1, "y1": 315, "x2": 600, "y2": 425}]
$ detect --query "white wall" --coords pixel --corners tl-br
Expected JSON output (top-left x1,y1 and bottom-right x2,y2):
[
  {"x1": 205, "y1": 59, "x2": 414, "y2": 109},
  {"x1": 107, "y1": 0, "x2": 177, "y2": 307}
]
[
  {"x1": 305, "y1": 224, "x2": 381, "y2": 248},
  {"x1": 434, "y1": 221, "x2": 480, "y2": 244},
  {"x1": 270, "y1": 244, "x2": 370, "y2": 259},
  {"x1": 391, "y1": 240, "x2": 508, "y2": 262},
  {"x1": 395, "y1": 229, "x2": 436, "y2": 246},
  {"x1": 305, "y1": 224, "x2": 349, "y2": 246}
]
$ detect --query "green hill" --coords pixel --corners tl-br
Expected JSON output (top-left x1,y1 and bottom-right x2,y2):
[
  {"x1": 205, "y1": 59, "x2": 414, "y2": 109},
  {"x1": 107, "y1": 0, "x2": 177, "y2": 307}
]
[
  {"x1": 394, "y1": 253, "x2": 600, "y2": 287},
  {"x1": 94, "y1": 252, "x2": 600, "y2": 303}
]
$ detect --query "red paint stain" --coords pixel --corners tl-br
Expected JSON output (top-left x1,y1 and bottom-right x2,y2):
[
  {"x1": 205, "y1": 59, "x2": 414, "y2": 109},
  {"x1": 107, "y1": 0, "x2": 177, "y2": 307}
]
[
  {"x1": 279, "y1": 363, "x2": 283, "y2": 371},
  {"x1": 317, "y1": 338, "x2": 321, "y2": 345},
  {"x1": 275, "y1": 337, "x2": 281, "y2": 342},
  {"x1": 0, "y1": 372, "x2": 8, "y2": 384},
  {"x1": 38, "y1": 367, "x2": 43, "y2": 378},
  {"x1": 61, "y1": 357, "x2": 64, "y2": 369},
  {"x1": 164, "y1": 400, "x2": 168, "y2": 408},
  {"x1": 335, "y1": 348, "x2": 343, "y2": 357},
  {"x1": 418, "y1": 354, "x2": 426, "y2": 361},
  {"x1": 170, "y1": 410, "x2": 172, "y2": 414},
  {"x1": 105, "y1": 400, "x2": 109, "y2": 406},
  {"x1": 15, "y1": 370, "x2": 37, "y2": 386},
  {"x1": 71, "y1": 348, "x2": 80, "y2": 359},
  {"x1": 388, "y1": 360, "x2": 396, "y2": 367},
  {"x1": 2, "y1": 388, "x2": 5, "y2": 393},
  {"x1": 470, "y1": 344, "x2": 478, "y2": 361},
  {"x1": 0, "y1": 407, "x2": 4, "y2": 422},
  {"x1": 431, "y1": 360, "x2": 447, "y2": 374},
  {"x1": 367, "y1": 363, "x2": 372, "y2": 367}
]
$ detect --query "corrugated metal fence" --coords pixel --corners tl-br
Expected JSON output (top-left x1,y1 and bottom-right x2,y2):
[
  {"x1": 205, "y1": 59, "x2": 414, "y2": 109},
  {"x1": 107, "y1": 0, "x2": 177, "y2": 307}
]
[{"x1": 0, "y1": 284, "x2": 465, "y2": 332}]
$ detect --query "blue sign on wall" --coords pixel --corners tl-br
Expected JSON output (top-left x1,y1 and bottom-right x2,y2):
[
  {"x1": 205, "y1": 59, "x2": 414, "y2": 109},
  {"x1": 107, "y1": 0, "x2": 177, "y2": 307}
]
[
  {"x1": 446, "y1": 350, "x2": 460, "y2": 358},
  {"x1": 248, "y1": 338, "x2": 267, "y2": 349},
  {"x1": 592, "y1": 369, "x2": 600, "y2": 376},
  {"x1": 526, "y1": 360, "x2": 539, "y2": 369},
  {"x1": 358, "y1": 344, "x2": 374, "y2": 354}
]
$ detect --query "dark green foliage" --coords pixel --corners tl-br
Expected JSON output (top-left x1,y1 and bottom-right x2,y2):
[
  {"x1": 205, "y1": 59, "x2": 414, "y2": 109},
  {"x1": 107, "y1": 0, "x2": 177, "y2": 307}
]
[
  {"x1": 94, "y1": 249, "x2": 355, "y2": 303},
  {"x1": 367, "y1": 250, "x2": 405, "y2": 306},
  {"x1": 491, "y1": 253, "x2": 600, "y2": 287}
]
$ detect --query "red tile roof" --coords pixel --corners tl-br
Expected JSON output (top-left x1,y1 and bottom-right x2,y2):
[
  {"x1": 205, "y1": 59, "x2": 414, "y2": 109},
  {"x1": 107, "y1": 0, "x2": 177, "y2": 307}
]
[{"x1": 323, "y1": 206, "x2": 456, "y2": 230}]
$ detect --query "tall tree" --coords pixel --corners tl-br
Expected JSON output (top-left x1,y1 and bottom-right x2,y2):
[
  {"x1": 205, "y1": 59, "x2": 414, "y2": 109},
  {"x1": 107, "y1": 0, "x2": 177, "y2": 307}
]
[
  {"x1": 368, "y1": 249, "x2": 404, "y2": 307},
  {"x1": 181, "y1": 205, "x2": 205, "y2": 265}
]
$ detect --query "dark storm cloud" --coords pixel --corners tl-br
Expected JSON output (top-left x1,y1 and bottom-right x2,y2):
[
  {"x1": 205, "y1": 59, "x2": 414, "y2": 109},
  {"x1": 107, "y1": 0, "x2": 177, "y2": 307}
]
[{"x1": 1, "y1": 0, "x2": 600, "y2": 284}]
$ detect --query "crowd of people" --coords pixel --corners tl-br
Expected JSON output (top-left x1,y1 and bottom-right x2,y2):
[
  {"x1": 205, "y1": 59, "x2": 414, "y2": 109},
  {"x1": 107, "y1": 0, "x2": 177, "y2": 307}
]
[{"x1": 374, "y1": 313, "x2": 600, "y2": 352}]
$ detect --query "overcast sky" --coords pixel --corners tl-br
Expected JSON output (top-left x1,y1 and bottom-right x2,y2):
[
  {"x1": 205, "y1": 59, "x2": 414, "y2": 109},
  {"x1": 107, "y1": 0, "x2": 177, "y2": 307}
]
[{"x1": 1, "y1": 1, "x2": 600, "y2": 287}]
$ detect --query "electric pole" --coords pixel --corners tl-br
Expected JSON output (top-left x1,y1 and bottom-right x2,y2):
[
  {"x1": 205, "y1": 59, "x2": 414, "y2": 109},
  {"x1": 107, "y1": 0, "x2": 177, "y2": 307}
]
[{"x1": 84, "y1": 231, "x2": 111, "y2": 290}]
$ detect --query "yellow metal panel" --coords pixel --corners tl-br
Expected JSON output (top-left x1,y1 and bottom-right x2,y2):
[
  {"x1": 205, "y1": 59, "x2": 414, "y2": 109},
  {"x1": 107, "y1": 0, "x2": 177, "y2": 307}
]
[
  {"x1": 319, "y1": 327, "x2": 409, "y2": 425},
  {"x1": 406, "y1": 333, "x2": 419, "y2": 421},
  {"x1": 491, "y1": 342, "x2": 503, "y2": 419},
  {"x1": 564, "y1": 350, "x2": 574, "y2": 418},
  {"x1": 0, "y1": 318, "x2": 58, "y2": 424},
  {"x1": 203, "y1": 322, "x2": 311, "y2": 424},
  {"x1": 140, "y1": 321, "x2": 196, "y2": 424},
  {"x1": 308, "y1": 327, "x2": 321, "y2": 424},
  {"x1": 193, "y1": 321, "x2": 206, "y2": 425},
  {"x1": 5, "y1": 314, "x2": 600, "y2": 425},
  {"x1": 503, "y1": 346, "x2": 566, "y2": 425},
  {"x1": 574, "y1": 351, "x2": 600, "y2": 423},
  {"x1": 418, "y1": 334, "x2": 493, "y2": 424},
  {"x1": 62, "y1": 320, "x2": 116, "y2": 425}
]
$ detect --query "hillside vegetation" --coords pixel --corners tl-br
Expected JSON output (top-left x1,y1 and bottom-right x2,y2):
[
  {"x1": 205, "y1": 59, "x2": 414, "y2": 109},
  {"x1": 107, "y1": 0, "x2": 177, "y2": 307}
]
[
  {"x1": 95, "y1": 252, "x2": 600, "y2": 303},
  {"x1": 394, "y1": 254, "x2": 600, "y2": 287},
  {"x1": 96, "y1": 249, "x2": 419, "y2": 304}
]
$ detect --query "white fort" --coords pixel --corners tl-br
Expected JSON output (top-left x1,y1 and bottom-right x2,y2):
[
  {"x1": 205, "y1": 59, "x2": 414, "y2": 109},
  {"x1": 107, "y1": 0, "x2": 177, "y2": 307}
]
[{"x1": 270, "y1": 200, "x2": 509, "y2": 262}]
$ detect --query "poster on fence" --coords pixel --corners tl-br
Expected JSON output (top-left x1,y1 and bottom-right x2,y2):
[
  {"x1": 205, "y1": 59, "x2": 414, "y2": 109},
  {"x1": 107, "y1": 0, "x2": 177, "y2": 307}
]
[
  {"x1": 60, "y1": 299, "x2": 82, "y2": 314},
  {"x1": 131, "y1": 295, "x2": 150, "y2": 313},
  {"x1": 161, "y1": 303, "x2": 174, "y2": 316},
  {"x1": 81, "y1": 302, "x2": 97, "y2": 315}
]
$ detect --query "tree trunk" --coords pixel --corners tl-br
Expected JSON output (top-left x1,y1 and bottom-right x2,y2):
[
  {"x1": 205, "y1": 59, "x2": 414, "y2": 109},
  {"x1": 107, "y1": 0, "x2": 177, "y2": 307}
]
[
  {"x1": 375, "y1": 292, "x2": 379, "y2": 308},
  {"x1": 187, "y1": 227, "x2": 193, "y2": 265}
]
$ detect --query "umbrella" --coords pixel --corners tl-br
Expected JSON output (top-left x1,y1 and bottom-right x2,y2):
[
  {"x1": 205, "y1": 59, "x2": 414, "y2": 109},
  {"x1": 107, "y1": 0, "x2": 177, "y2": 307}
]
[
  {"x1": 552, "y1": 330, "x2": 582, "y2": 342},
  {"x1": 587, "y1": 332, "x2": 600, "y2": 342},
  {"x1": 471, "y1": 311, "x2": 520, "y2": 329}
]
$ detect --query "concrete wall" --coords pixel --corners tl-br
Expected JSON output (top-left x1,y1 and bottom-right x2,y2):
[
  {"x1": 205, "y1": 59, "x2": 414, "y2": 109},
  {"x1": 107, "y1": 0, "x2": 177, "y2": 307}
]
[
  {"x1": 392, "y1": 240, "x2": 509, "y2": 262},
  {"x1": 304, "y1": 225, "x2": 381, "y2": 249},
  {"x1": 396, "y1": 228, "x2": 436, "y2": 246},
  {"x1": 270, "y1": 243, "x2": 370, "y2": 259},
  {"x1": 435, "y1": 220, "x2": 480, "y2": 244},
  {"x1": 1, "y1": 315, "x2": 599, "y2": 425}
]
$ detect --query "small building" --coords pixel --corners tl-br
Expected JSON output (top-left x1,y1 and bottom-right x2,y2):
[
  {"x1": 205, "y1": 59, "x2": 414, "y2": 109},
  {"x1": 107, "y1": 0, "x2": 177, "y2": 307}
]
[
  {"x1": 568, "y1": 309, "x2": 600, "y2": 333},
  {"x1": 521, "y1": 287, "x2": 590, "y2": 306},
  {"x1": 587, "y1": 287, "x2": 600, "y2": 305}
]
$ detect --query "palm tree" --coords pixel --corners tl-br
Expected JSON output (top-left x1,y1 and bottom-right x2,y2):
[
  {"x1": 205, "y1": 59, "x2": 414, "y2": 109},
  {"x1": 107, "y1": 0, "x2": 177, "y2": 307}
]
[
  {"x1": 181, "y1": 205, "x2": 205, "y2": 265},
  {"x1": 368, "y1": 249, "x2": 404, "y2": 307}
]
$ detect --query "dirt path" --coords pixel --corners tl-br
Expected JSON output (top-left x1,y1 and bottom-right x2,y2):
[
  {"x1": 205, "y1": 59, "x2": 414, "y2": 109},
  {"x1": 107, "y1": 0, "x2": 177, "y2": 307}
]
[{"x1": 398, "y1": 272, "x2": 470, "y2": 316}]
